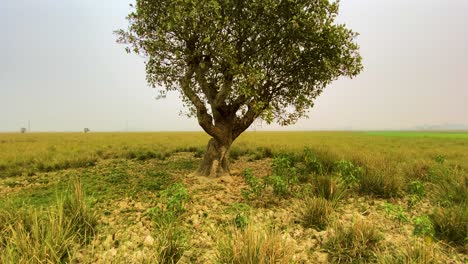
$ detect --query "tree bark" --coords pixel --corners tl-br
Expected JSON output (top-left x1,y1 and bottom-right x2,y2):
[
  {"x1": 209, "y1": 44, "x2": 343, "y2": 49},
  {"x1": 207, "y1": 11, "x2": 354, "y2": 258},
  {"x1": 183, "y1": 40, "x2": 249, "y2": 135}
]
[{"x1": 199, "y1": 138, "x2": 232, "y2": 177}]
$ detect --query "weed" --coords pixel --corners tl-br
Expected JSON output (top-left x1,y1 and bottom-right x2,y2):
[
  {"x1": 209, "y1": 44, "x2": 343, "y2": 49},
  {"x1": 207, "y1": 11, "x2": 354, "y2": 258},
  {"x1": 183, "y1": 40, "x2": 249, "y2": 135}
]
[
  {"x1": 302, "y1": 197, "x2": 333, "y2": 230},
  {"x1": 326, "y1": 220, "x2": 383, "y2": 263}
]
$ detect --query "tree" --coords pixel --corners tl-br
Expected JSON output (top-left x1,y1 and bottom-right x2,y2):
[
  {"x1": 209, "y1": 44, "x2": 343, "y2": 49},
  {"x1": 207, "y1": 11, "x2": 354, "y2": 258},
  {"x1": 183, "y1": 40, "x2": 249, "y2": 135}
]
[{"x1": 116, "y1": 0, "x2": 363, "y2": 177}]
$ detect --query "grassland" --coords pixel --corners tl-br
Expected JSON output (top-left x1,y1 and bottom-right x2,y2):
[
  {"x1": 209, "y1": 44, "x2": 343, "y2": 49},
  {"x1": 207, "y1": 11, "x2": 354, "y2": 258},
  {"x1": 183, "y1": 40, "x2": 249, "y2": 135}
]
[{"x1": 0, "y1": 131, "x2": 467, "y2": 263}]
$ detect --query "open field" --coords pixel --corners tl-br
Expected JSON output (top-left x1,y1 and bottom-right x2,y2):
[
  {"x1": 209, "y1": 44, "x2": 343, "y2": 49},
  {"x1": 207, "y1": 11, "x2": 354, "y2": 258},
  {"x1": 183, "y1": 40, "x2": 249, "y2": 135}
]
[{"x1": 1, "y1": 131, "x2": 467, "y2": 263}]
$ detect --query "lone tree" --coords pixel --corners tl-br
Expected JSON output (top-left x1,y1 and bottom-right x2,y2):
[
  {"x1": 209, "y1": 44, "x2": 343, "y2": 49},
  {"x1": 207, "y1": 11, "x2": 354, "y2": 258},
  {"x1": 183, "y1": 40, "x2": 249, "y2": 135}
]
[{"x1": 117, "y1": 0, "x2": 362, "y2": 177}]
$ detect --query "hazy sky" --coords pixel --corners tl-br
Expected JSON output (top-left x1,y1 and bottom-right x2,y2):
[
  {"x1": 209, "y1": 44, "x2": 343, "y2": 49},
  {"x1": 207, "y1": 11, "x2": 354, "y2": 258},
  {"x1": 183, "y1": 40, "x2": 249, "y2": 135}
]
[{"x1": 1, "y1": 0, "x2": 467, "y2": 132}]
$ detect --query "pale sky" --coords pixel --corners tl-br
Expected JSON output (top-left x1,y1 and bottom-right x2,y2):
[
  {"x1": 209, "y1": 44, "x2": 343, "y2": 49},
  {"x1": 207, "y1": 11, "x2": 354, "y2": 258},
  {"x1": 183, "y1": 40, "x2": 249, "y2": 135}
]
[{"x1": 1, "y1": 0, "x2": 467, "y2": 132}]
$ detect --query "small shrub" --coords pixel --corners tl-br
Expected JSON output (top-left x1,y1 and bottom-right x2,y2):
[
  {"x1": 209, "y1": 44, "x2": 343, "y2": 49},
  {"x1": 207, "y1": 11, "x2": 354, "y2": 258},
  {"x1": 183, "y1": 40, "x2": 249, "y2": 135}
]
[
  {"x1": 216, "y1": 225, "x2": 294, "y2": 264},
  {"x1": 264, "y1": 175, "x2": 289, "y2": 196},
  {"x1": 407, "y1": 180, "x2": 426, "y2": 206},
  {"x1": 302, "y1": 147, "x2": 324, "y2": 175},
  {"x1": 334, "y1": 160, "x2": 363, "y2": 186},
  {"x1": 326, "y1": 220, "x2": 383, "y2": 263},
  {"x1": 234, "y1": 214, "x2": 249, "y2": 229},
  {"x1": 271, "y1": 153, "x2": 298, "y2": 183},
  {"x1": 302, "y1": 197, "x2": 333, "y2": 230},
  {"x1": 161, "y1": 183, "x2": 189, "y2": 217},
  {"x1": 241, "y1": 169, "x2": 265, "y2": 200},
  {"x1": 413, "y1": 215, "x2": 434, "y2": 238}
]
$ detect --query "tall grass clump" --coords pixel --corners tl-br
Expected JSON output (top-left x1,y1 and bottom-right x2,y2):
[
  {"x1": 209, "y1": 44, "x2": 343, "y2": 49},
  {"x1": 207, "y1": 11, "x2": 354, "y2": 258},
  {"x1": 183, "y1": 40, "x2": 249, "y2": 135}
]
[
  {"x1": 358, "y1": 166, "x2": 404, "y2": 198},
  {"x1": 310, "y1": 175, "x2": 347, "y2": 207},
  {"x1": 0, "y1": 181, "x2": 97, "y2": 263},
  {"x1": 326, "y1": 220, "x2": 383, "y2": 263},
  {"x1": 216, "y1": 225, "x2": 294, "y2": 264},
  {"x1": 430, "y1": 205, "x2": 468, "y2": 249},
  {"x1": 375, "y1": 239, "x2": 440, "y2": 264},
  {"x1": 302, "y1": 197, "x2": 333, "y2": 230}
]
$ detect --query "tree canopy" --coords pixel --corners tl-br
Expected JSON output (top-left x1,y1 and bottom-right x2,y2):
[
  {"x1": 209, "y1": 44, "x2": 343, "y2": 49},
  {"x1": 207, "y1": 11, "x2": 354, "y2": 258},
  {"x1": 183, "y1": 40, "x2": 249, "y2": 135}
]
[{"x1": 117, "y1": 0, "x2": 363, "y2": 176}]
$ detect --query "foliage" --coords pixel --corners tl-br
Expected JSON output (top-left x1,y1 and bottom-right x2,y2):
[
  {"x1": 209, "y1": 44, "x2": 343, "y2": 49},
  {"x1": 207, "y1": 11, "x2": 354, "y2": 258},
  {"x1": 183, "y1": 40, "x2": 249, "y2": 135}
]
[{"x1": 117, "y1": 0, "x2": 362, "y2": 171}]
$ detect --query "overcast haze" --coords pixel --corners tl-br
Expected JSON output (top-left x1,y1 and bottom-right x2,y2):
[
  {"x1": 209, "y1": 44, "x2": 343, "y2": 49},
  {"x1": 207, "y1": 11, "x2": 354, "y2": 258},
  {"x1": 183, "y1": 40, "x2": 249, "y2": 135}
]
[{"x1": 1, "y1": 0, "x2": 467, "y2": 132}]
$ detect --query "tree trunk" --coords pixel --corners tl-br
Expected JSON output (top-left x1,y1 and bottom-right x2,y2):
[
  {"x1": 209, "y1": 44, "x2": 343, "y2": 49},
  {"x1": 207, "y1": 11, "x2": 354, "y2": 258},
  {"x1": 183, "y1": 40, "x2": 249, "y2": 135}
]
[{"x1": 199, "y1": 138, "x2": 231, "y2": 177}]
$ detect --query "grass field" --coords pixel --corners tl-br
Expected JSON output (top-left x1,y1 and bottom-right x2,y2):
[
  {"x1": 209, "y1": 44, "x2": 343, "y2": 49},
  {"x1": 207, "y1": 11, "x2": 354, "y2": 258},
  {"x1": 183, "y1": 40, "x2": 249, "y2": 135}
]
[{"x1": 0, "y1": 131, "x2": 467, "y2": 263}]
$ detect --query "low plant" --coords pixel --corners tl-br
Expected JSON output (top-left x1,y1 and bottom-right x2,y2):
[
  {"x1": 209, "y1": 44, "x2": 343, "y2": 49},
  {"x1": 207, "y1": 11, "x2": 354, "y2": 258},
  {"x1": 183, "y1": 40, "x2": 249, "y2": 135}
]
[
  {"x1": 326, "y1": 220, "x2": 383, "y2": 263},
  {"x1": 302, "y1": 197, "x2": 333, "y2": 230},
  {"x1": 216, "y1": 225, "x2": 294, "y2": 264}
]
